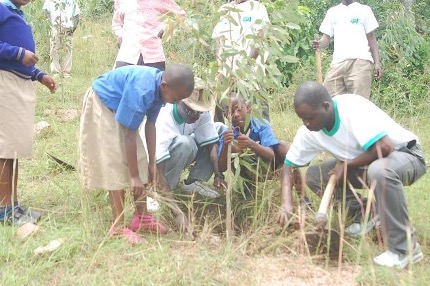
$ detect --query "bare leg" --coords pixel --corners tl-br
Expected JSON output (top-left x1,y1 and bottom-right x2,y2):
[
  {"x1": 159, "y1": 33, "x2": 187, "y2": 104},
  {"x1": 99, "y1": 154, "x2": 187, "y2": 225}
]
[
  {"x1": 0, "y1": 159, "x2": 18, "y2": 207},
  {"x1": 133, "y1": 188, "x2": 147, "y2": 216},
  {"x1": 109, "y1": 190, "x2": 125, "y2": 227}
]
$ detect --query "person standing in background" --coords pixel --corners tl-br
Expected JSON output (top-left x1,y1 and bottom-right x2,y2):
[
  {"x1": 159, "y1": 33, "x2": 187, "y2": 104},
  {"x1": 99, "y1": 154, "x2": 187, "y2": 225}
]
[
  {"x1": 212, "y1": 0, "x2": 271, "y2": 120},
  {"x1": 43, "y1": 0, "x2": 80, "y2": 78},
  {"x1": 112, "y1": 0, "x2": 186, "y2": 70},
  {"x1": 312, "y1": 0, "x2": 382, "y2": 98}
]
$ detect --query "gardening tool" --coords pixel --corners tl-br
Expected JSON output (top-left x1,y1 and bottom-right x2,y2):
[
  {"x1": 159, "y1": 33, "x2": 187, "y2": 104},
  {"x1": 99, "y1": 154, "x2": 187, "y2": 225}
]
[
  {"x1": 46, "y1": 153, "x2": 76, "y2": 171},
  {"x1": 304, "y1": 174, "x2": 340, "y2": 257},
  {"x1": 315, "y1": 174, "x2": 337, "y2": 229},
  {"x1": 314, "y1": 33, "x2": 323, "y2": 84}
]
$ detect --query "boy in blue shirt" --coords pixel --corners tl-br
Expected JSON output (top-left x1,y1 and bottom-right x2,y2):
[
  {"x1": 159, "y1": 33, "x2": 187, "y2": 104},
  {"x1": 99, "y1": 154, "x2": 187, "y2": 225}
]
[
  {"x1": 0, "y1": 0, "x2": 57, "y2": 226},
  {"x1": 218, "y1": 95, "x2": 304, "y2": 201},
  {"x1": 79, "y1": 65, "x2": 194, "y2": 244}
]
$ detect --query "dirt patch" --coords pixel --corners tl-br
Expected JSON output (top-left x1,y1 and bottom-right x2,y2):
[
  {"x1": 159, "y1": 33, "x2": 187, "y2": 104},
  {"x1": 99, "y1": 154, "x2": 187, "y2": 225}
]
[
  {"x1": 44, "y1": 108, "x2": 80, "y2": 122},
  {"x1": 250, "y1": 256, "x2": 360, "y2": 286}
]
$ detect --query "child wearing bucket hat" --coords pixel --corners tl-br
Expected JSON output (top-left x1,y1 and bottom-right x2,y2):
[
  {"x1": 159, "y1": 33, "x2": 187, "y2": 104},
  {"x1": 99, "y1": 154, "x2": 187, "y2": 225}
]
[
  {"x1": 146, "y1": 77, "x2": 225, "y2": 231},
  {"x1": 154, "y1": 77, "x2": 225, "y2": 199}
]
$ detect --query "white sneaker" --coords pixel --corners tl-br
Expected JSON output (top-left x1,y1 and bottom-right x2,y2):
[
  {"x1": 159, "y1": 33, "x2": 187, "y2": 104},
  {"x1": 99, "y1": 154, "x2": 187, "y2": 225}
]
[
  {"x1": 345, "y1": 216, "x2": 380, "y2": 237},
  {"x1": 373, "y1": 244, "x2": 424, "y2": 269},
  {"x1": 182, "y1": 181, "x2": 220, "y2": 198}
]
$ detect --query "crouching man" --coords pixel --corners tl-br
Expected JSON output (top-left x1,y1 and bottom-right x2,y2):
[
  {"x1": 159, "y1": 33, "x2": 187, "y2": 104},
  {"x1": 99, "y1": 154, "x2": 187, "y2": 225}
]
[
  {"x1": 279, "y1": 81, "x2": 426, "y2": 269},
  {"x1": 154, "y1": 78, "x2": 226, "y2": 198}
]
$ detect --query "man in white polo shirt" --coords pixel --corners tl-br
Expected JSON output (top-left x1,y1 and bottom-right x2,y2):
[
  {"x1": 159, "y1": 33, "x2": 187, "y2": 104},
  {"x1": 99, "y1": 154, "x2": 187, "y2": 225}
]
[
  {"x1": 155, "y1": 78, "x2": 226, "y2": 199},
  {"x1": 278, "y1": 81, "x2": 426, "y2": 269},
  {"x1": 312, "y1": 0, "x2": 382, "y2": 98},
  {"x1": 212, "y1": 0, "x2": 270, "y2": 120}
]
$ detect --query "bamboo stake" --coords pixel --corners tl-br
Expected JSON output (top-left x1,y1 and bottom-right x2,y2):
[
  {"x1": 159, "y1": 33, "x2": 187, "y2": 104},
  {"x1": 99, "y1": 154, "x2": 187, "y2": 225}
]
[{"x1": 314, "y1": 34, "x2": 323, "y2": 84}]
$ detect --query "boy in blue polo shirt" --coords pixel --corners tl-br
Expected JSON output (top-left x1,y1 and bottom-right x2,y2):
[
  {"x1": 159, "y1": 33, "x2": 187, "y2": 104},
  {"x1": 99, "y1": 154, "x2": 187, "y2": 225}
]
[
  {"x1": 79, "y1": 64, "x2": 194, "y2": 244},
  {"x1": 218, "y1": 95, "x2": 304, "y2": 200},
  {"x1": 0, "y1": 0, "x2": 57, "y2": 226}
]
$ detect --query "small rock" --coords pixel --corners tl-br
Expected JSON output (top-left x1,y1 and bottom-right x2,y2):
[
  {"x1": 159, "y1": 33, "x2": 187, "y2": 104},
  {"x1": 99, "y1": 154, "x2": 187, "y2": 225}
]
[
  {"x1": 34, "y1": 121, "x2": 50, "y2": 135},
  {"x1": 34, "y1": 238, "x2": 67, "y2": 255},
  {"x1": 16, "y1": 222, "x2": 39, "y2": 240}
]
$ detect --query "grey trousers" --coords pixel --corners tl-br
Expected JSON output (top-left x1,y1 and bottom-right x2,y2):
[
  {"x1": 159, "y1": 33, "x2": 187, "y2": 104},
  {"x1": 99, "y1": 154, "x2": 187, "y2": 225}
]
[
  {"x1": 306, "y1": 145, "x2": 426, "y2": 254},
  {"x1": 163, "y1": 135, "x2": 214, "y2": 190}
]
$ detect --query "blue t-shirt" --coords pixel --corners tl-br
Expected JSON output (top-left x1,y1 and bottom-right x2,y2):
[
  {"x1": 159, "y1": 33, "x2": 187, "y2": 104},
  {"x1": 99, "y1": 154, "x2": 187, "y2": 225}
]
[
  {"x1": 218, "y1": 118, "x2": 279, "y2": 156},
  {"x1": 92, "y1": 66, "x2": 164, "y2": 131}
]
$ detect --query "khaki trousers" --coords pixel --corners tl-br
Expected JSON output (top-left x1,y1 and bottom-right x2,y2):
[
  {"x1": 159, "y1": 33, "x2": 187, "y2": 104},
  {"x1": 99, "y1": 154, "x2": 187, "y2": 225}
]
[
  {"x1": 50, "y1": 25, "x2": 73, "y2": 75},
  {"x1": 324, "y1": 59, "x2": 372, "y2": 98}
]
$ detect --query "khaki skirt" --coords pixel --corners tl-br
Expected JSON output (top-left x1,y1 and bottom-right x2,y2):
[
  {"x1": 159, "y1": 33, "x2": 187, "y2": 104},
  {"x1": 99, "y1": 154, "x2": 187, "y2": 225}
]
[
  {"x1": 0, "y1": 71, "x2": 35, "y2": 159},
  {"x1": 79, "y1": 88, "x2": 148, "y2": 190}
]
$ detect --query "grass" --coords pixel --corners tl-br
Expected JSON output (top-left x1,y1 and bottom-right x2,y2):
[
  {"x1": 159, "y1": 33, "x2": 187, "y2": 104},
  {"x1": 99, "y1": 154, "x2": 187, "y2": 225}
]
[{"x1": 1, "y1": 14, "x2": 430, "y2": 285}]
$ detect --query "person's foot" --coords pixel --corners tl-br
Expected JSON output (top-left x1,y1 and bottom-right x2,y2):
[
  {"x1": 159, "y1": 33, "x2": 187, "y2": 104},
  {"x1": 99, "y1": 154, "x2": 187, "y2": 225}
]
[
  {"x1": 1, "y1": 205, "x2": 41, "y2": 226},
  {"x1": 129, "y1": 213, "x2": 169, "y2": 234},
  {"x1": 182, "y1": 181, "x2": 220, "y2": 198},
  {"x1": 345, "y1": 216, "x2": 380, "y2": 237},
  {"x1": 373, "y1": 243, "x2": 424, "y2": 269},
  {"x1": 109, "y1": 225, "x2": 144, "y2": 245}
]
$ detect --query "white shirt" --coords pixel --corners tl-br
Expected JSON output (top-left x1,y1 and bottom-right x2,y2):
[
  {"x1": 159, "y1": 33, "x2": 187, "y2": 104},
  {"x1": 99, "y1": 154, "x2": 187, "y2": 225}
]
[
  {"x1": 154, "y1": 104, "x2": 219, "y2": 163},
  {"x1": 285, "y1": 94, "x2": 418, "y2": 167},
  {"x1": 212, "y1": 0, "x2": 269, "y2": 72},
  {"x1": 319, "y1": 2, "x2": 378, "y2": 65},
  {"x1": 43, "y1": 0, "x2": 80, "y2": 28}
]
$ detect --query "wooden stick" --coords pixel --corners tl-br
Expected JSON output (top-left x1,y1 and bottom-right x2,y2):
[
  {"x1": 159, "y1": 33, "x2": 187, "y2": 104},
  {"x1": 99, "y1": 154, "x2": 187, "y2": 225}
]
[
  {"x1": 314, "y1": 33, "x2": 323, "y2": 84},
  {"x1": 314, "y1": 174, "x2": 337, "y2": 229}
]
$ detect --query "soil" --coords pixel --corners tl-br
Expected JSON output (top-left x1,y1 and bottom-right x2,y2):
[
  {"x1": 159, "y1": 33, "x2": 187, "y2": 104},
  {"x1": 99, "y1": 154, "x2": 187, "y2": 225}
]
[{"x1": 251, "y1": 256, "x2": 359, "y2": 286}]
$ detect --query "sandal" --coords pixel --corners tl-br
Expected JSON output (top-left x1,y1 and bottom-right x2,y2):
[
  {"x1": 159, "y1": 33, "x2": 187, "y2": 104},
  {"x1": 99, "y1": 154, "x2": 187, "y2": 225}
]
[
  {"x1": 6, "y1": 205, "x2": 41, "y2": 226},
  {"x1": 109, "y1": 225, "x2": 145, "y2": 245},
  {"x1": 129, "y1": 213, "x2": 169, "y2": 234}
]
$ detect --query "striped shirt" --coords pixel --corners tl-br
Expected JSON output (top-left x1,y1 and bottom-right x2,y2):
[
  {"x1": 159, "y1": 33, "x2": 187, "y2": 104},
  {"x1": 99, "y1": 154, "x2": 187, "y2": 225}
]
[{"x1": 112, "y1": 0, "x2": 186, "y2": 64}]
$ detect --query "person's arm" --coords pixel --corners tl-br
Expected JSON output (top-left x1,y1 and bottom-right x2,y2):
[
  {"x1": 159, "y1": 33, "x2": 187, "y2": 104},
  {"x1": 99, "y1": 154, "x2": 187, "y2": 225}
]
[
  {"x1": 367, "y1": 31, "x2": 382, "y2": 80},
  {"x1": 236, "y1": 133, "x2": 275, "y2": 162},
  {"x1": 40, "y1": 74, "x2": 57, "y2": 93},
  {"x1": 125, "y1": 128, "x2": 145, "y2": 193},
  {"x1": 248, "y1": 29, "x2": 264, "y2": 59},
  {"x1": 112, "y1": 0, "x2": 124, "y2": 47},
  {"x1": 145, "y1": 120, "x2": 157, "y2": 184},
  {"x1": 209, "y1": 144, "x2": 227, "y2": 189},
  {"x1": 312, "y1": 34, "x2": 330, "y2": 49},
  {"x1": 72, "y1": 15, "x2": 79, "y2": 31},
  {"x1": 215, "y1": 37, "x2": 225, "y2": 68},
  {"x1": 157, "y1": 159, "x2": 189, "y2": 232},
  {"x1": 330, "y1": 135, "x2": 394, "y2": 185},
  {"x1": 277, "y1": 164, "x2": 295, "y2": 225},
  {"x1": 218, "y1": 129, "x2": 242, "y2": 172}
]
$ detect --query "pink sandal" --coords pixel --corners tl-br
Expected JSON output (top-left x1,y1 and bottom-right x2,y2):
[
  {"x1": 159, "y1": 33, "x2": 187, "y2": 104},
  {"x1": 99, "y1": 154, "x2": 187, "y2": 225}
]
[
  {"x1": 110, "y1": 225, "x2": 145, "y2": 245},
  {"x1": 129, "y1": 213, "x2": 169, "y2": 234}
]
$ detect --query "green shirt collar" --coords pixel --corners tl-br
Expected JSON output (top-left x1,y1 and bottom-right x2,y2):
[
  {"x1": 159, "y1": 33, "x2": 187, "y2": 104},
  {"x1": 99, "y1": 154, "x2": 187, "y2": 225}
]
[
  {"x1": 172, "y1": 104, "x2": 184, "y2": 125},
  {"x1": 322, "y1": 100, "x2": 340, "y2": 136}
]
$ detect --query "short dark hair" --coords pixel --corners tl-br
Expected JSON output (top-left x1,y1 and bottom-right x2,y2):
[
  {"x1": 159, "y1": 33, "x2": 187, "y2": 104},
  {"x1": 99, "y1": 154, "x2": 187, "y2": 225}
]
[
  {"x1": 294, "y1": 81, "x2": 332, "y2": 109},
  {"x1": 163, "y1": 64, "x2": 194, "y2": 93}
]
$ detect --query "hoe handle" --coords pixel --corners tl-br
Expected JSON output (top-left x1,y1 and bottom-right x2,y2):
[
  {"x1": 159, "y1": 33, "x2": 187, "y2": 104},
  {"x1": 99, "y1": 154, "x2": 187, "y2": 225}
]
[
  {"x1": 314, "y1": 174, "x2": 337, "y2": 228},
  {"x1": 314, "y1": 33, "x2": 323, "y2": 84}
]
